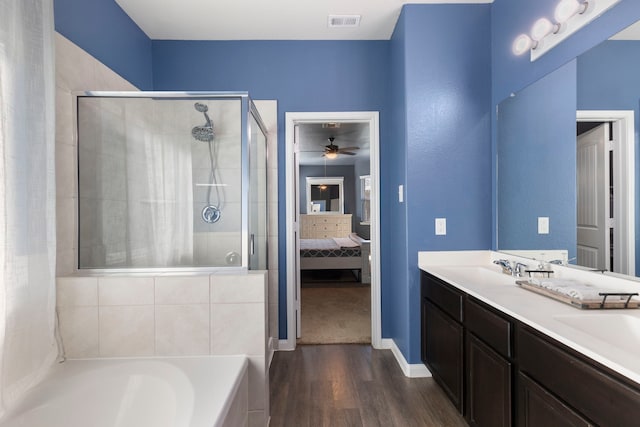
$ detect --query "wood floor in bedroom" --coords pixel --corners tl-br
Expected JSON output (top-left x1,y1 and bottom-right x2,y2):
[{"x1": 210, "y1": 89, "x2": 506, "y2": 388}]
[{"x1": 269, "y1": 344, "x2": 467, "y2": 427}]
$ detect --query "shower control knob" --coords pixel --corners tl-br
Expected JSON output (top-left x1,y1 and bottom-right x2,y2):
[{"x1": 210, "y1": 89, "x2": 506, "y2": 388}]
[{"x1": 202, "y1": 205, "x2": 221, "y2": 223}]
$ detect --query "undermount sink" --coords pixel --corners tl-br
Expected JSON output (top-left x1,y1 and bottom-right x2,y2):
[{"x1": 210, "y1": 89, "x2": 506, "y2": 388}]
[
  {"x1": 552, "y1": 313, "x2": 640, "y2": 354},
  {"x1": 436, "y1": 266, "x2": 517, "y2": 287}
]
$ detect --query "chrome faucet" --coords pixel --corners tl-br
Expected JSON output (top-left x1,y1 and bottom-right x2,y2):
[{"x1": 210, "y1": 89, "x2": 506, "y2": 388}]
[
  {"x1": 493, "y1": 259, "x2": 527, "y2": 277},
  {"x1": 493, "y1": 259, "x2": 513, "y2": 275},
  {"x1": 514, "y1": 262, "x2": 528, "y2": 277}
]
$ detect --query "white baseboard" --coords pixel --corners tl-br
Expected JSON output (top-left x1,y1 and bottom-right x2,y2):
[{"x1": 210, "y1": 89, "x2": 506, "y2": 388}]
[
  {"x1": 276, "y1": 337, "x2": 430, "y2": 378},
  {"x1": 382, "y1": 338, "x2": 431, "y2": 378},
  {"x1": 267, "y1": 337, "x2": 277, "y2": 367},
  {"x1": 278, "y1": 339, "x2": 295, "y2": 351}
]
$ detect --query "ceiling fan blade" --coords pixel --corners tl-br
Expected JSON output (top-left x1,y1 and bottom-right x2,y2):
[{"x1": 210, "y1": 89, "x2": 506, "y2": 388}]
[
  {"x1": 337, "y1": 146, "x2": 360, "y2": 151},
  {"x1": 340, "y1": 151, "x2": 357, "y2": 156}
]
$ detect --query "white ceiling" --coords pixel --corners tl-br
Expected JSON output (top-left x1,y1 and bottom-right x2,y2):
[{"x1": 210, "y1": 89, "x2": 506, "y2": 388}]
[
  {"x1": 610, "y1": 19, "x2": 640, "y2": 40},
  {"x1": 115, "y1": 0, "x2": 493, "y2": 40},
  {"x1": 298, "y1": 123, "x2": 369, "y2": 166}
]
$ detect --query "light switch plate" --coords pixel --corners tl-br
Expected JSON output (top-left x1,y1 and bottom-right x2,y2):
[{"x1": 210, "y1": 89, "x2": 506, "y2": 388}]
[
  {"x1": 398, "y1": 185, "x2": 404, "y2": 203},
  {"x1": 435, "y1": 218, "x2": 446, "y2": 235},
  {"x1": 538, "y1": 217, "x2": 549, "y2": 234}
]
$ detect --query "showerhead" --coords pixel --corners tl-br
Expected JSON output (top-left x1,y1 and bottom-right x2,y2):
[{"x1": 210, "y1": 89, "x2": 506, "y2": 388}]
[
  {"x1": 192, "y1": 125, "x2": 214, "y2": 142},
  {"x1": 194, "y1": 102, "x2": 209, "y2": 113}
]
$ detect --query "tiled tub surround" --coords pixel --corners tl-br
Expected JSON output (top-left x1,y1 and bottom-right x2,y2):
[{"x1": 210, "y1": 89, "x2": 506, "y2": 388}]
[
  {"x1": 57, "y1": 271, "x2": 269, "y2": 427},
  {"x1": 55, "y1": 34, "x2": 279, "y2": 357},
  {"x1": 419, "y1": 250, "x2": 640, "y2": 385}
]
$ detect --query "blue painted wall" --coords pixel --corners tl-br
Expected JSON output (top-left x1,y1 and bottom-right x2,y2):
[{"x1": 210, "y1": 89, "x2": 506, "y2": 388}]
[
  {"x1": 152, "y1": 40, "x2": 391, "y2": 339},
  {"x1": 498, "y1": 61, "x2": 577, "y2": 257},
  {"x1": 56, "y1": 0, "x2": 640, "y2": 364},
  {"x1": 389, "y1": 5, "x2": 492, "y2": 363},
  {"x1": 53, "y1": 0, "x2": 153, "y2": 90},
  {"x1": 578, "y1": 40, "x2": 640, "y2": 271},
  {"x1": 386, "y1": 8, "x2": 410, "y2": 359}
]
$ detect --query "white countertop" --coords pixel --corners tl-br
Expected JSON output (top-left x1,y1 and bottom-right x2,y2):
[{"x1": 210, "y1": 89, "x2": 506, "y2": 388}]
[{"x1": 418, "y1": 250, "x2": 640, "y2": 385}]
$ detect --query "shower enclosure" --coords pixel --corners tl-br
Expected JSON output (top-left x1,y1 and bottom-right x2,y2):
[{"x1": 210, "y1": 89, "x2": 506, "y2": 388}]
[{"x1": 76, "y1": 92, "x2": 268, "y2": 270}]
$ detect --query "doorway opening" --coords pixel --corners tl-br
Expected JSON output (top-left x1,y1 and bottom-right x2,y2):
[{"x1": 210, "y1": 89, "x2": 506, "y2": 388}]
[
  {"x1": 282, "y1": 112, "x2": 381, "y2": 350},
  {"x1": 576, "y1": 110, "x2": 635, "y2": 275}
]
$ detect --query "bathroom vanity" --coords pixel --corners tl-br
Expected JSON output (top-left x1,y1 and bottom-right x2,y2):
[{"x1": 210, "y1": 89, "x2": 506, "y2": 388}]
[{"x1": 419, "y1": 251, "x2": 640, "y2": 427}]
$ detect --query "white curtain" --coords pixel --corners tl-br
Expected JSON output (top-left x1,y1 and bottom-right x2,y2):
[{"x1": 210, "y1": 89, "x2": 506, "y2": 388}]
[
  {"x1": 122, "y1": 99, "x2": 194, "y2": 267},
  {"x1": 126, "y1": 104, "x2": 195, "y2": 267},
  {"x1": 0, "y1": 0, "x2": 58, "y2": 417}
]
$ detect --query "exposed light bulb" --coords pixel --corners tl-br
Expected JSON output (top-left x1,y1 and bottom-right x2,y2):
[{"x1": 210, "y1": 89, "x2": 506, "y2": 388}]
[
  {"x1": 555, "y1": 0, "x2": 588, "y2": 23},
  {"x1": 512, "y1": 34, "x2": 535, "y2": 55},
  {"x1": 531, "y1": 17, "x2": 559, "y2": 41},
  {"x1": 325, "y1": 152, "x2": 338, "y2": 159}
]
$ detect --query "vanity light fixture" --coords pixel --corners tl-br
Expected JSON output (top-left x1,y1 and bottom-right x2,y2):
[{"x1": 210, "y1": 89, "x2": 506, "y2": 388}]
[
  {"x1": 531, "y1": 18, "x2": 560, "y2": 41},
  {"x1": 512, "y1": 34, "x2": 537, "y2": 56},
  {"x1": 555, "y1": 0, "x2": 589, "y2": 24},
  {"x1": 512, "y1": 0, "x2": 621, "y2": 61}
]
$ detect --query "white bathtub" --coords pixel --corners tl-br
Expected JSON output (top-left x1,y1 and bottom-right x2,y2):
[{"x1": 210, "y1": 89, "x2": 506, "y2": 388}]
[{"x1": 0, "y1": 356, "x2": 248, "y2": 427}]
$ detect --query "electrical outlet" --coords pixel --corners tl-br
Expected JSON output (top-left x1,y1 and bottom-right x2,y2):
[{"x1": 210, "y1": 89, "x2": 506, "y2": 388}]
[
  {"x1": 538, "y1": 217, "x2": 549, "y2": 234},
  {"x1": 435, "y1": 218, "x2": 447, "y2": 235}
]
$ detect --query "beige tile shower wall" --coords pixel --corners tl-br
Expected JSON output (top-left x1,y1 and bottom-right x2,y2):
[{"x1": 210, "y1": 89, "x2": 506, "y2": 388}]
[
  {"x1": 57, "y1": 271, "x2": 269, "y2": 426},
  {"x1": 55, "y1": 33, "x2": 138, "y2": 276}
]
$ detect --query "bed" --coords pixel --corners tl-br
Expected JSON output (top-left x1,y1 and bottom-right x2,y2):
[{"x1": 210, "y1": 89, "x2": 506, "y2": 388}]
[{"x1": 299, "y1": 233, "x2": 370, "y2": 283}]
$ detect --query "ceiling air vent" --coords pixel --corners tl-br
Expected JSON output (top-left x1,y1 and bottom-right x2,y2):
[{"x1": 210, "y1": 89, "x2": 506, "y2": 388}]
[{"x1": 328, "y1": 15, "x2": 361, "y2": 28}]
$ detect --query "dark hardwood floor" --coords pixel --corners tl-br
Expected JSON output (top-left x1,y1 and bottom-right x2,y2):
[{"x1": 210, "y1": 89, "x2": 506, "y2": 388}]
[{"x1": 269, "y1": 344, "x2": 468, "y2": 427}]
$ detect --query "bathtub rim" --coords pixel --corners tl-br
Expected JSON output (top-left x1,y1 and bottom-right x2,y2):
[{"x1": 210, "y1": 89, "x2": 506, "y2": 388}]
[{"x1": 0, "y1": 355, "x2": 249, "y2": 427}]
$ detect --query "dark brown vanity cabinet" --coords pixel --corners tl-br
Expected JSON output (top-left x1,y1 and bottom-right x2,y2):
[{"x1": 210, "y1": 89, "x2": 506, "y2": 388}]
[
  {"x1": 421, "y1": 272, "x2": 464, "y2": 412},
  {"x1": 517, "y1": 372, "x2": 591, "y2": 427},
  {"x1": 465, "y1": 298, "x2": 513, "y2": 427},
  {"x1": 517, "y1": 325, "x2": 640, "y2": 427},
  {"x1": 420, "y1": 269, "x2": 640, "y2": 427}
]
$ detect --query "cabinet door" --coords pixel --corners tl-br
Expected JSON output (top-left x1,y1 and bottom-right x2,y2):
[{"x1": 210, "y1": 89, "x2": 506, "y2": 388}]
[
  {"x1": 517, "y1": 373, "x2": 592, "y2": 427},
  {"x1": 423, "y1": 299, "x2": 464, "y2": 411},
  {"x1": 466, "y1": 333, "x2": 512, "y2": 427},
  {"x1": 518, "y1": 326, "x2": 640, "y2": 427}
]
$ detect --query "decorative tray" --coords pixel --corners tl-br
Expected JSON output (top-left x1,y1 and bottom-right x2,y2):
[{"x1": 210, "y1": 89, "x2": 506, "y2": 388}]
[{"x1": 515, "y1": 279, "x2": 639, "y2": 310}]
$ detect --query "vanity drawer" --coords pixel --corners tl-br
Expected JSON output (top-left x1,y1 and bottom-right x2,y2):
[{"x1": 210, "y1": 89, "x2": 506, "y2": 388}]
[
  {"x1": 517, "y1": 325, "x2": 640, "y2": 427},
  {"x1": 421, "y1": 272, "x2": 463, "y2": 323},
  {"x1": 465, "y1": 297, "x2": 512, "y2": 358}
]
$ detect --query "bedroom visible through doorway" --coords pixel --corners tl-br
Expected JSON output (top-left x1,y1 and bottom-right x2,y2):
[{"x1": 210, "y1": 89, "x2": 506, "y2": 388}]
[{"x1": 283, "y1": 112, "x2": 381, "y2": 351}]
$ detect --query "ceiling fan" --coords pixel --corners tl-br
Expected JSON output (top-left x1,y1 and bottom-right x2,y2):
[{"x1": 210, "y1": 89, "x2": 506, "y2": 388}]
[{"x1": 323, "y1": 137, "x2": 359, "y2": 159}]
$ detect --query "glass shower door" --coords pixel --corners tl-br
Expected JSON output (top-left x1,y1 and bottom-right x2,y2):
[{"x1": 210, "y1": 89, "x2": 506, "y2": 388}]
[{"x1": 249, "y1": 108, "x2": 268, "y2": 270}]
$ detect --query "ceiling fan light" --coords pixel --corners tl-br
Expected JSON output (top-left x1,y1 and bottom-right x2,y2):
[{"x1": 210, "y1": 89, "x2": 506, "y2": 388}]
[{"x1": 325, "y1": 152, "x2": 338, "y2": 159}]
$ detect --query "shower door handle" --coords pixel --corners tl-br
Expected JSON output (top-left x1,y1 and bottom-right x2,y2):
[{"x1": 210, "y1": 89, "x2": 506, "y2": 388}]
[{"x1": 250, "y1": 234, "x2": 255, "y2": 255}]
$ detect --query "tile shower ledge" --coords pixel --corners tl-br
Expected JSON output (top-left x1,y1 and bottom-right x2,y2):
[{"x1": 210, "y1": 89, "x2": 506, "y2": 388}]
[
  {"x1": 418, "y1": 250, "x2": 640, "y2": 386},
  {"x1": 60, "y1": 270, "x2": 252, "y2": 277}
]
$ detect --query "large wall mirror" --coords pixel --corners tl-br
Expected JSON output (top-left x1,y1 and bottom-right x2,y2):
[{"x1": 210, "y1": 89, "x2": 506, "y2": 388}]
[
  {"x1": 497, "y1": 19, "x2": 640, "y2": 277},
  {"x1": 305, "y1": 177, "x2": 344, "y2": 214}
]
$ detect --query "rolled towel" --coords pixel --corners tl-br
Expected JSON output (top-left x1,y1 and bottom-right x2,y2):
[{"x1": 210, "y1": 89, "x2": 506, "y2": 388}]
[{"x1": 528, "y1": 278, "x2": 622, "y2": 301}]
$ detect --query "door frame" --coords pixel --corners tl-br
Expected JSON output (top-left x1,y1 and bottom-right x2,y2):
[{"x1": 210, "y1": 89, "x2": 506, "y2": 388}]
[
  {"x1": 577, "y1": 110, "x2": 635, "y2": 276},
  {"x1": 281, "y1": 111, "x2": 381, "y2": 351}
]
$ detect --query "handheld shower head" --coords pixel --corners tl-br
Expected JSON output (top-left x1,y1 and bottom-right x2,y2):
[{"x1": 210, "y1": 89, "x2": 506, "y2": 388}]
[
  {"x1": 194, "y1": 102, "x2": 213, "y2": 128},
  {"x1": 192, "y1": 125, "x2": 214, "y2": 142},
  {"x1": 194, "y1": 102, "x2": 208, "y2": 113}
]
